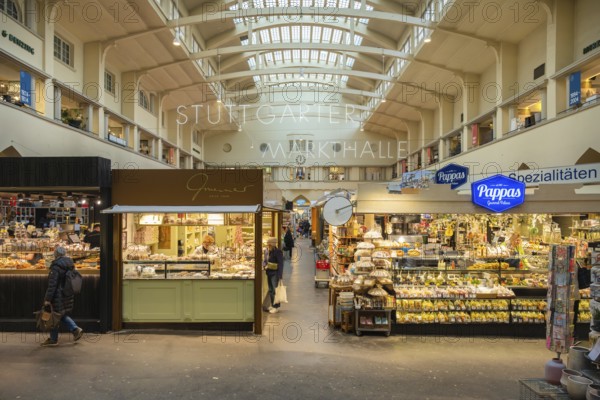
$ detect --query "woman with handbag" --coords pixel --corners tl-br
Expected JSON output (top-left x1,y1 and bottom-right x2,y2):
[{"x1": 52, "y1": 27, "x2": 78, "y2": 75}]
[
  {"x1": 264, "y1": 237, "x2": 284, "y2": 314},
  {"x1": 40, "y1": 246, "x2": 83, "y2": 347}
]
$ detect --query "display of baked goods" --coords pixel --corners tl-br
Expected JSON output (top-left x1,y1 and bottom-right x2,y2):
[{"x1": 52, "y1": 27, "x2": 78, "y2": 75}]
[
  {"x1": 356, "y1": 242, "x2": 375, "y2": 250},
  {"x1": 363, "y1": 230, "x2": 383, "y2": 239},
  {"x1": 372, "y1": 251, "x2": 391, "y2": 258}
]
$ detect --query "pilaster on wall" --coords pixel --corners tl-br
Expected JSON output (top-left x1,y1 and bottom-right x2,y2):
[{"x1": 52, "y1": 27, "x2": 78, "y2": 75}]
[
  {"x1": 121, "y1": 72, "x2": 137, "y2": 121},
  {"x1": 494, "y1": 42, "x2": 518, "y2": 137},
  {"x1": 404, "y1": 121, "x2": 420, "y2": 156},
  {"x1": 546, "y1": 0, "x2": 574, "y2": 118},
  {"x1": 420, "y1": 109, "x2": 434, "y2": 145},
  {"x1": 461, "y1": 74, "x2": 480, "y2": 151},
  {"x1": 438, "y1": 97, "x2": 454, "y2": 136}
]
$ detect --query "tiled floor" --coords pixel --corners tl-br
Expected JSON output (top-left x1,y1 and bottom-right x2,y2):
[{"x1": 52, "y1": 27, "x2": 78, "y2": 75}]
[{"x1": 0, "y1": 238, "x2": 572, "y2": 399}]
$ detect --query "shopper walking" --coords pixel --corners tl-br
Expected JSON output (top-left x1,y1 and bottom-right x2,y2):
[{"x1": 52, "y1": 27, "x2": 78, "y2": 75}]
[
  {"x1": 264, "y1": 237, "x2": 284, "y2": 314},
  {"x1": 283, "y1": 226, "x2": 294, "y2": 260},
  {"x1": 40, "y1": 246, "x2": 83, "y2": 346}
]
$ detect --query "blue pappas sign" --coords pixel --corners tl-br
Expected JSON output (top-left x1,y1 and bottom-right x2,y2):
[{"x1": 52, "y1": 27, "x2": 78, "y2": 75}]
[
  {"x1": 435, "y1": 163, "x2": 469, "y2": 189},
  {"x1": 471, "y1": 174, "x2": 525, "y2": 213},
  {"x1": 20, "y1": 70, "x2": 32, "y2": 106},
  {"x1": 569, "y1": 71, "x2": 581, "y2": 107}
]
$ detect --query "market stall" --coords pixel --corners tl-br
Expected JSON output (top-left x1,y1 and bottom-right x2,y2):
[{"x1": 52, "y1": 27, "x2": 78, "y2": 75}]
[
  {"x1": 104, "y1": 169, "x2": 264, "y2": 334},
  {"x1": 326, "y1": 181, "x2": 600, "y2": 337},
  {"x1": 0, "y1": 157, "x2": 111, "y2": 332}
]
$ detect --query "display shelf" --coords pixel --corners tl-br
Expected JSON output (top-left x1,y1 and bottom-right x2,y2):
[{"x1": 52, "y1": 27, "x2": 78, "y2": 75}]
[{"x1": 355, "y1": 309, "x2": 392, "y2": 336}]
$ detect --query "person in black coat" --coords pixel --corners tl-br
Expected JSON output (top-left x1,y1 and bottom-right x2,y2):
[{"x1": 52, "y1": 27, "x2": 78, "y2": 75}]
[
  {"x1": 83, "y1": 224, "x2": 101, "y2": 249},
  {"x1": 283, "y1": 226, "x2": 295, "y2": 259},
  {"x1": 40, "y1": 246, "x2": 83, "y2": 346},
  {"x1": 264, "y1": 237, "x2": 284, "y2": 314}
]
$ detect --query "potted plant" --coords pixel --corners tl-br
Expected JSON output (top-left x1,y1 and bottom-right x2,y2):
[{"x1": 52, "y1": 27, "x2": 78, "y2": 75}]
[{"x1": 61, "y1": 108, "x2": 83, "y2": 128}]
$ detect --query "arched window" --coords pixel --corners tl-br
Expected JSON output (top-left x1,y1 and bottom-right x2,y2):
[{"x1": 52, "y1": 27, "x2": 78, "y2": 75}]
[{"x1": 0, "y1": 0, "x2": 20, "y2": 21}]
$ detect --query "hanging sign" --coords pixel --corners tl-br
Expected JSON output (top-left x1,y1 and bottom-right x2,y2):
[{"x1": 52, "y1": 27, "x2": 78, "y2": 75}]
[
  {"x1": 435, "y1": 163, "x2": 469, "y2": 189},
  {"x1": 569, "y1": 71, "x2": 581, "y2": 107},
  {"x1": 19, "y1": 70, "x2": 32, "y2": 106},
  {"x1": 471, "y1": 174, "x2": 525, "y2": 213}
]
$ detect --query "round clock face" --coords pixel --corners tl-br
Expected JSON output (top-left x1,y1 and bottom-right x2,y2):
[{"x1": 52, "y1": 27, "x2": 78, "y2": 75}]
[{"x1": 322, "y1": 196, "x2": 353, "y2": 226}]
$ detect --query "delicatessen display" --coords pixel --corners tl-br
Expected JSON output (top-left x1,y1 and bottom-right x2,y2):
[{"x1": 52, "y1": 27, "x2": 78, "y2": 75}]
[
  {"x1": 121, "y1": 213, "x2": 256, "y2": 280},
  {"x1": 326, "y1": 213, "x2": 598, "y2": 334},
  {"x1": 0, "y1": 227, "x2": 100, "y2": 273}
]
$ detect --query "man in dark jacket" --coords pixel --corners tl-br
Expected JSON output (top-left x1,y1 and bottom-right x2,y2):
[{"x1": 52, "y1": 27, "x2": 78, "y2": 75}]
[
  {"x1": 283, "y1": 226, "x2": 294, "y2": 259},
  {"x1": 264, "y1": 237, "x2": 284, "y2": 314},
  {"x1": 40, "y1": 246, "x2": 83, "y2": 346},
  {"x1": 83, "y1": 224, "x2": 101, "y2": 249}
]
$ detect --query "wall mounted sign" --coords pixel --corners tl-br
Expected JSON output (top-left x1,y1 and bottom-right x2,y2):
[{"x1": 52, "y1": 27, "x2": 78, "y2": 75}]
[
  {"x1": 583, "y1": 39, "x2": 600, "y2": 55},
  {"x1": 435, "y1": 163, "x2": 469, "y2": 189},
  {"x1": 569, "y1": 71, "x2": 581, "y2": 107},
  {"x1": 471, "y1": 174, "x2": 525, "y2": 213},
  {"x1": 1, "y1": 30, "x2": 35, "y2": 55},
  {"x1": 19, "y1": 70, "x2": 32, "y2": 106},
  {"x1": 508, "y1": 163, "x2": 600, "y2": 186}
]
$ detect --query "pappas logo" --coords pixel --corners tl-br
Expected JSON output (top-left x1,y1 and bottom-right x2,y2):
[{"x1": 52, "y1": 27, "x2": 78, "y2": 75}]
[
  {"x1": 436, "y1": 171, "x2": 466, "y2": 183},
  {"x1": 476, "y1": 184, "x2": 522, "y2": 201}
]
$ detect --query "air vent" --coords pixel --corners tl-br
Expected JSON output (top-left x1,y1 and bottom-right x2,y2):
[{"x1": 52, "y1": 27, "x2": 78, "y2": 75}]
[
  {"x1": 332, "y1": 143, "x2": 342, "y2": 153},
  {"x1": 259, "y1": 143, "x2": 268, "y2": 152}
]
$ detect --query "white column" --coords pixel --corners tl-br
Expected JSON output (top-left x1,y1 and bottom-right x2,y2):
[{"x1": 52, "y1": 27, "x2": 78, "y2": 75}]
[
  {"x1": 103, "y1": 113, "x2": 109, "y2": 140},
  {"x1": 85, "y1": 104, "x2": 93, "y2": 133},
  {"x1": 53, "y1": 85, "x2": 61, "y2": 122},
  {"x1": 133, "y1": 126, "x2": 140, "y2": 152}
]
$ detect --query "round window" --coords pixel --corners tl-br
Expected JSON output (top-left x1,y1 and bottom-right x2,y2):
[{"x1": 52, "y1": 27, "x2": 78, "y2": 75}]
[{"x1": 223, "y1": 143, "x2": 232, "y2": 153}]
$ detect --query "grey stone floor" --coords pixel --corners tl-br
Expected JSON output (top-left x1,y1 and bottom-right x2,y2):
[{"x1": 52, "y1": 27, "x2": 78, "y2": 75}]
[{"x1": 0, "y1": 239, "x2": 568, "y2": 399}]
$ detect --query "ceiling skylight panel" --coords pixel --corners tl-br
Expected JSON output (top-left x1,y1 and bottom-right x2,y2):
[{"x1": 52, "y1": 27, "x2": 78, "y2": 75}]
[
  {"x1": 240, "y1": 37, "x2": 249, "y2": 45},
  {"x1": 314, "y1": 0, "x2": 324, "y2": 6},
  {"x1": 324, "y1": 74, "x2": 332, "y2": 81},
  {"x1": 310, "y1": 50, "x2": 319, "y2": 61},
  {"x1": 265, "y1": 53, "x2": 273, "y2": 62},
  {"x1": 253, "y1": 76, "x2": 261, "y2": 84},
  {"x1": 340, "y1": 75, "x2": 348, "y2": 84},
  {"x1": 312, "y1": 26, "x2": 322, "y2": 43},
  {"x1": 354, "y1": 35, "x2": 363, "y2": 45},
  {"x1": 345, "y1": 57, "x2": 355, "y2": 67},
  {"x1": 322, "y1": 27, "x2": 332, "y2": 42},
  {"x1": 339, "y1": 0, "x2": 349, "y2": 8},
  {"x1": 293, "y1": 49, "x2": 300, "y2": 60},
  {"x1": 291, "y1": 26, "x2": 300, "y2": 42},
  {"x1": 320, "y1": 51, "x2": 328, "y2": 61},
  {"x1": 302, "y1": 26, "x2": 311, "y2": 42},
  {"x1": 260, "y1": 30, "x2": 271, "y2": 43},
  {"x1": 248, "y1": 58, "x2": 256, "y2": 69},
  {"x1": 290, "y1": 0, "x2": 300, "y2": 6},
  {"x1": 265, "y1": 0, "x2": 276, "y2": 7},
  {"x1": 274, "y1": 51, "x2": 283, "y2": 61},
  {"x1": 302, "y1": 0, "x2": 311, "y2": 6},
  {"x1": 283, "y1": 50, "x2": 291, "y2": 61},
  {"x1": 281, "y1": 26, "x2": 290, "y2": 41},
  {"x1": 269, "y1": 74, "x2": 277, "y2": 80},
  {"x1": 331, "y1": 29, "x2": 342, "y2": 44},
  {"x1": 253, "y1": 0, "x2": 264, "y2": 8},
  {"x1": 277, "y1": 0, "x2": 288, "y2": 6},
  {"x1": 328, "y1": 53, "x2": 337, "y2": 64},
  {"x1": 302, "y1": 49, "x2": 309, "y2": 60},
  {"x1": 326, "y1": 0, "x2": 336, "y2": 7},
  {"x1": 271, "y1": 28, "x2": 281, "y2": 43}
]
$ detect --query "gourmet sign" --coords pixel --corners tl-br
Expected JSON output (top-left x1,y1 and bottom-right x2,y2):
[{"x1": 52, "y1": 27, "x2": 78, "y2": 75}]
[
  {"x1": 435, "y1": 163, "x2": 469, "y2": 189},
  {"x1": 471, "y1": 175, "x2": 525, "y2": 213}
]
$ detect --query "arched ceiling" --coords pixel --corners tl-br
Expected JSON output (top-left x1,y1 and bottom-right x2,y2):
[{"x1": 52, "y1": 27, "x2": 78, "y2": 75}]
[{"x1": 56, "y1": 0, "x2": 547, "y2": 138}]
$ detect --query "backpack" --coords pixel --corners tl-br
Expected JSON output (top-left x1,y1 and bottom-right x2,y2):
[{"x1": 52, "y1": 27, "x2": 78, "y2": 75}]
[{"x1": 63, "y1": 268, "x2": 83, "y2": 296}]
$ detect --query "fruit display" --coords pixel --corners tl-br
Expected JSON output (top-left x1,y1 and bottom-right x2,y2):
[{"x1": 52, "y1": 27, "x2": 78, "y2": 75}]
[
  {"x1": 511, "y1": 311, "x2": 546, "y2": 324},
  {"x1": 396, "y1": 311, "x2": 510, "y2": 324},
  {"x1": 397, "y1": 299, "x2": 509, "y2": 312},
  {"x1": 511, "y1": 299, "x2": 547, "y2": 311},
  {"x1": 503, "y1": 274, "x2": 547, "y2": 288}
]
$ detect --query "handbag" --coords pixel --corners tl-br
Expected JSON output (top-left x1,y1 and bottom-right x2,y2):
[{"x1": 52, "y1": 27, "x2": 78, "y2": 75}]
[
  {"x1": 266, "y1": 262, "x2": 279, "y2": 270},
  {"x1": 274, "y1": 280, "x2": 288, "y2": 305},
  {"x1": 33, "y1": 304, "x2": 62, "y2": 332}
]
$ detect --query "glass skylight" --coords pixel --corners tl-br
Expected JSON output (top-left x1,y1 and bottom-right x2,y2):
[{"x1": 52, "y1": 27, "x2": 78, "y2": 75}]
[{"x1": 229, "y1": 0, "x2": 374, "y2": 25}]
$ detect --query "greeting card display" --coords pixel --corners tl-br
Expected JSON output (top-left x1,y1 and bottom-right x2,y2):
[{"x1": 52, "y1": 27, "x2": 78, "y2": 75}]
[{"x1": 546, "y1": 245, "x2": 576, "y2": 355}]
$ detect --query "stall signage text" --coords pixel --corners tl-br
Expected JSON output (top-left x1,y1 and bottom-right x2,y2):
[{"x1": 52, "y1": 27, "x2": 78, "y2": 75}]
[
  {"x1": 471, "y1": 175, "x2": 525, "y2": 213},
  {"x1": 1, "y1": 30, "x2": 35, "y2": 55},
  {"x1": 569, "y1": 71, "x2": 581, "y2": 107},
  {"x1": 19, "y1": 70, "x2": 31, "y2": 106},
  {"x1": 435, "y1": 163, "x2": 469, "y2": 189}
]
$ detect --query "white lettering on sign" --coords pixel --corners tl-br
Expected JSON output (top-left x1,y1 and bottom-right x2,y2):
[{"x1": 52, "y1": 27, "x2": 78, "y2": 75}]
[
  {"x1": 476, "y1": 184, "x2": 522, "y2": 202},
  {"x1": 437, "y1": 171, "x2": 466, "y2": 183}
]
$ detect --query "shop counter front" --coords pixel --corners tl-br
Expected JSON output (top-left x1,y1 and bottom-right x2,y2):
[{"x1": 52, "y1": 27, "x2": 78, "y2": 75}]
[{"x1": 122, "y1": 279, "x2": 254, "y2": 324}]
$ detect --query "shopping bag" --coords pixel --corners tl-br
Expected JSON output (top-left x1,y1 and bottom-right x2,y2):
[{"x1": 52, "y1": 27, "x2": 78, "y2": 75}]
[
  {"x1": 274, "y1": 280, "x2": 288, "y2": 305},
  {"x1": 33, "y1": 304, "x2": 62, "y2": 332}
]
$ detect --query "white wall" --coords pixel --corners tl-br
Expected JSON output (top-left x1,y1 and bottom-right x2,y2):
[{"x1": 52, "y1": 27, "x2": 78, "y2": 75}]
[
  {"x1": 574, "y1": 0, "x2": 600, "y2": 61},
  {"x1": 0, "y1": 103, "x2": 169, "y2": 169},
  {"x1": 0, "y1": 15, "x2": 43, "y2": 69},
  {"x1": 52, "y1": 25, "x2": 84, "y2": 86},
  {"x1": 429, "y1": 104, "x2": 600, "y2": 175},
  {"x1": 479, "y1": 64, "x2": 498, "y2": 114},
  {"x1": 517, "y1": 24, "x2": 547, "y2": 86}
]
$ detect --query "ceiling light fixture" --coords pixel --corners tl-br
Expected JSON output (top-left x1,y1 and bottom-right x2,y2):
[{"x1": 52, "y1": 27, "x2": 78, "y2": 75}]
[
  {"x1": 96, "y1": 198, "x2": 102, "y2": 205},
  {"x1": 173, "y1": 0, "x2": 181, "y2": 46},
  {"x1": 424, "y1": 37, "x2": 431, "y2": 43},
  {"x1": 360, "y1": 122, "x2": 365, "y2": 132},
  {"x1": 238, "y1": 125, "x2": 242, "y2": 132}
]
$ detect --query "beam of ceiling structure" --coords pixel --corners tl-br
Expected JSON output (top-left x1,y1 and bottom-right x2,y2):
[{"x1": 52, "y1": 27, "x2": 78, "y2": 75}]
[
  {"x1": 206, "y1": 67, "x2": 393, "y2": 83},
  {"x1": 170, "y1": 8, "x2": 436, "y2": 29},
  {"x1": 206, "y1": 18, "x2": 397, "y2": 50}
]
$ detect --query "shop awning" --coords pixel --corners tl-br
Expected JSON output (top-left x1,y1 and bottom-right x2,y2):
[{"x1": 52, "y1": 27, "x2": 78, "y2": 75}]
[{"x1": 101, "y1": 205, "x2": 262, "y2": 214}]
